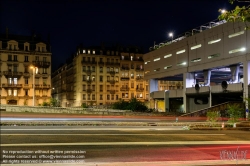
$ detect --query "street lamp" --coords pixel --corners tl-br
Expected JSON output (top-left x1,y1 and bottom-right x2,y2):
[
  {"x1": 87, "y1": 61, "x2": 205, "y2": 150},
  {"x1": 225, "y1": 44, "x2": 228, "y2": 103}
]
[
  {"x1": 169, "y1": 32, "x2": 173, "y2": 42},
  {"x1": 30, "y1": 66, "x2": 38, "y2": 106}
]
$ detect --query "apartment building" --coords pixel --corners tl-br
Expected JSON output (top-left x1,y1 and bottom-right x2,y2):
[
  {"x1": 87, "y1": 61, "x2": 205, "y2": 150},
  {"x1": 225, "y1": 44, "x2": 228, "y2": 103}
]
[
  {"x1": 0, "y1": 30, "x2": 52, "y2": 106},
  {"x1": 52, "y1": 45, "x2": 149, "y2": 107}
]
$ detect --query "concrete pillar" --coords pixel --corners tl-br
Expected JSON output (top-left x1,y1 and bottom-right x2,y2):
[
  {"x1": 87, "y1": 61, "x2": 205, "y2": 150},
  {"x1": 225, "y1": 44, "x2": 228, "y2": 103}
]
[
  {"x1": 203, "y1": 70, "x2": 211, "y2": 86},
  {"x1": 183, "y1": 73, "x2": 195, "y2": 113},
  {"x1": 149, "y1": 79, "x2": 158, "y2": 93},
  {"x1": 165, "y1": 91, "x2": 169, "y2": 112},
  {"x1": 243, "y1": 61, "x2": 250, "y2": 109},
  {"x1": 230, "y1": 65, "x2": 240, "y2": 83}
]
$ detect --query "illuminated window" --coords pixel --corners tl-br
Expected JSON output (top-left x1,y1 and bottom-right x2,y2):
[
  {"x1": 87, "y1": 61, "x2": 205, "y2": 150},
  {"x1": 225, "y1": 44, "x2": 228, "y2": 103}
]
[
  {"x1": 154, "y1": 58, "x2": 160, "y2": 61},
  {"x1": 190, "y1": 44, "x2": 201, "y2": 50},
  {"x1": 228, "y1": 31, "x2": 244, "y2": 38},
  {"x1": 208, "y1": 39, "x2": 221, "y2": 44},
  {"x1": 164, "y1": 65, "x2": 172, "y2": 69},
  {"x1": 229, "y1": 47, "x2": 246, "y2": 54},
  {"x1": 164, "y1": 54, "x2": 172, "y2": 58},
  {"x1": 176, "y1": 49, "x2": 185, "y2": 54}
]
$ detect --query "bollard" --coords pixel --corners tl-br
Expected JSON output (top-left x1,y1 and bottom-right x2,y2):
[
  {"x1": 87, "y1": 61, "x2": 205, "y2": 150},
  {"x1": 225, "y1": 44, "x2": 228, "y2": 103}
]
[
  {"x1": 233, "y1": 123, "x2": 236, "y2": 128},
  {"x1": 221, "y1": 122, "x2": 224, "y2": 128},
  {"x1": 176, "y1": 117, "x2": 178, "y2": 122}
]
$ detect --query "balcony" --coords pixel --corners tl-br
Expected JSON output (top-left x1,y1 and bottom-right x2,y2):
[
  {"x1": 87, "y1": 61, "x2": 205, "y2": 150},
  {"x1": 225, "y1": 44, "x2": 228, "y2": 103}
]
[
  {"x1": 106, "y1": 62, "x2": 120, "y2": 66},
  {"x1": 83, "y1": 69, "x2": 95, "y2": 74},
  {"x1": 121, "y1": 77, "x2": 130, "y2": 81},
  {"x1": 81, "y1": 60, "x2": 91, "y2": 65},
  {"x1": 136, "y1": 68, "x2": 144, "y2": 71},
  {"x1": 120, "y1": 87, "x2": 130, "y2": 91},
  {"x1": 32, "y1": 61, "x2": 50, "y2": 68},
  {"x1": 121, "y1": 67, "x2": 130, "y2": 71},
  {"x1": 136, "y1": 88, "x2": 144, "y2": 92},
  {"x1": 23, "y1": 72, "x2": 30, "y2": 77},
  {"x1": 3, "y1": 71, "x2": 23, "y2": 78},
  {"x1": 83, "y1": 79, "x2": 92, "y2": 84},
  {"x1": 108, "y1": 71, "x2": 116, "y2": 76},
  {"x1": 34, "y1": 84, "x2": 50, "y2": 89},
  {"x1": 136, "y1": 77, "x2": 144, "y2": 81},
  {"x1": 23, "y1": 84, "x2": 31, "y2": 89},
  {"x1": 2, "y1": 83, "x2": 22, "y2": 88}
]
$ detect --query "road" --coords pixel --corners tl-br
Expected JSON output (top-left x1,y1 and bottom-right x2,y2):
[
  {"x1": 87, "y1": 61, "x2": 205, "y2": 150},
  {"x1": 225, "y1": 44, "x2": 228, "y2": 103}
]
[{"x1": 1, "y1": 126, "x2": 250, "y2": 166}]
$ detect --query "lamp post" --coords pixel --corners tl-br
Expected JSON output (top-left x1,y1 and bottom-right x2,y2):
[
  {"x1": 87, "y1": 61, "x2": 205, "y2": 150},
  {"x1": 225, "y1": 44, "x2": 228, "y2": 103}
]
[
  {"x1": 30, "y1": 66, "x2": 38, "y2": 106},
  {"x1": 169, "y1": 32, "x2": 173, "y2": 42}
]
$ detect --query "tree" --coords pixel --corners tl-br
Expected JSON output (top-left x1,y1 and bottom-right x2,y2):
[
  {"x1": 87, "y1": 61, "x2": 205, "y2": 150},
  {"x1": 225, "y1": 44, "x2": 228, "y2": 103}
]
[{"x1": 218, "y1": 0, "x2": 250, "y2": 28}]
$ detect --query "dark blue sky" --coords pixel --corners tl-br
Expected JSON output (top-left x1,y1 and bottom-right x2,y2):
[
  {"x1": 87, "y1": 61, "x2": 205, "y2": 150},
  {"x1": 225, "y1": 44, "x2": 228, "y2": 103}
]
[{"x1": 0, "y1": 0, "x2": 239, "y2": 71}]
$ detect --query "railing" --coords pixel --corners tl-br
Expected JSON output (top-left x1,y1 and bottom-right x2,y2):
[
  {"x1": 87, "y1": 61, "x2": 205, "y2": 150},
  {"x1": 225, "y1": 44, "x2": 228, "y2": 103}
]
[
  {"x1": 149, "y1": 19, "x2": 226, "y2": 51},
  {"x1": 110, "y1": 90, "x2": 115, "y2": 94},
  {"x1": 3, "y1": 71, "x2": 23, "y2": 77},
  {"x1": 106, "y1": 62, "x2": 120, "y2": 66},
  {"x1": 121, "y1": 77, "x2": 129, "y2": 81},
  {"x1": 136, "y1": 88, "x2": 144, "y2": 92},
  {"x1": 108, "y1": 71, "x2": 115, "y2": 75},
  {"x1": 180, "y1": 101, "x2": 244, "y2": 117},
  {"x1": 120, "y1": 87, "x2": 130, "y2": 91},
  {"x1": 109, "y1": 80, "x2": 115, "y2": 84},
  {"x1": 2, "y1": 84, "x2": 22, "y2": 88},
  {"x1": 32, "y1": 61, "x2": 50, "y2": 68},
  {"x1": 34, "y1": 84, "x2": 50, "y2": 89}
]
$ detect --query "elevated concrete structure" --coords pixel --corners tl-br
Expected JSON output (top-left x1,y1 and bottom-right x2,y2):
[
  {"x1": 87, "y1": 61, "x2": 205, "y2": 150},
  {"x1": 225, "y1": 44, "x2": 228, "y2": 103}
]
[{"x1": 144, "y1": 21, "x2": 250, "y2": 113}]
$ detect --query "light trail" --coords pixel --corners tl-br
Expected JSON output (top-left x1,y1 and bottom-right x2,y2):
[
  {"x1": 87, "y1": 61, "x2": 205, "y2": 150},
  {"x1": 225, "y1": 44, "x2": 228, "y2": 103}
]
[{"x1": 1, "y1": 141, "x2": 249, "y2": 146}]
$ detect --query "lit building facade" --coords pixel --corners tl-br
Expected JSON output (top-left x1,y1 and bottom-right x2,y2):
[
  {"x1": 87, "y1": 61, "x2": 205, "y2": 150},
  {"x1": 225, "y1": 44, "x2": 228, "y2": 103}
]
[
  {"x1": 52, "y1": 45, "x2": 149, "y2": 107},
  {"x1": 0, "y1": 30, "x2": 52, "y2": 106}
]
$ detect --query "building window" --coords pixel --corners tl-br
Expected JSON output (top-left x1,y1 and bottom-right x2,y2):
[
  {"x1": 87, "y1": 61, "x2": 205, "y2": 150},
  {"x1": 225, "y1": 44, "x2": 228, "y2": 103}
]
[
  {"x1": 13, "y1": 90, "x2": 17, "y2": 96},
  {"x1": 13, "y1": 55, "x2": 17, "y2": 61},
  {"x1": 35, "y1": 56, "x2": 39, "y2": 61},
  {"x1": 8, "y1": 55, "x2": 12, "y2": 61},
  {"x1": 88, "y1": 94, "x2": 91, "y2": 100},
  {"x1": 25, "y1": 46, "x2": 28, "y2": 51},
  {"x1": 100, "y1": 76, "x2": 103, "y2": 82},
  {"x1": 111, "y1": 95, "x2": 114, "y2": 100},
  {"x1": 82, "y1": 66, "x2": 86, "y2": 72},
  {"x1": 92, "y1": 85, "x2": 95, "y2": 91},
  {"x1": 92, "y1": 66, "x2": 95, "y2": 72},
  {"x1": 25, "y1": 78, "x2": 28, "y2": 84},
  {"x1": 100, "y1": 85, "x2": 103, "y2": 92},
  {"x1": 8, "y1": 89, "x2": 12, "y2": 96},
  {"x1": 107, "y1": 76, "x2": 110, "y2": 81},
  {"x1": 116, "y1": 95, "x2": 119, "y2": 100},
  {"x1": 131, "y1": 93, "x2": 134, "y2": 98},
  {"x1": 25, "y1": 90, "x2": 28, "y2": 96},
  {"x1": 100, "y1": 94, "x2": 103, "y2": 100},
  {"x1": 107, "y1": 95, "x2": 110, "y2": 100},
  {"x1": 83, "y1": 94, "x2": 86, "y2": 100},
  {"x1": 43, "y1": 68, "x2": 47, "y2": 74},
  {"x1": 24, "y1": 56, "x2": 29, "y2": 62},
  {"x1": 100, "y1": 67, "x2": 103, "y2": 73},
  {"x1": 83, "y1": 85, "x2": 86, "y2": 91},
  {"x1": 92, "y1": 94, "x2": 95, "y2": 100},
  {"x1": 43, "y1": 57, "x2": 47, "y2": 62}
]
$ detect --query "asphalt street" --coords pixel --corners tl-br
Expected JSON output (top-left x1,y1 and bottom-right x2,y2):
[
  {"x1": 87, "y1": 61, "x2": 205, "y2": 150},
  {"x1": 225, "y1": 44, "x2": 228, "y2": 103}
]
[{"x1": 1, "y1": 126, "x2": 250, "y2": 166}]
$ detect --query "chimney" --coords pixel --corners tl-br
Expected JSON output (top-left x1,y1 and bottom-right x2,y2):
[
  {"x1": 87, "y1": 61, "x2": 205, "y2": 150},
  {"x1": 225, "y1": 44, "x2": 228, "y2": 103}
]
[{"x1": 6, "y1": 27, "x2": 8, "y2": 39}]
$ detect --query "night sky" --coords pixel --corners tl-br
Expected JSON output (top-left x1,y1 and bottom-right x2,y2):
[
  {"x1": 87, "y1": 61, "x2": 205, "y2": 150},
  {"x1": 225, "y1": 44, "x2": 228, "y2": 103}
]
[{"x1": 0, "y1": 0, "x2": 240, "y2": 71}]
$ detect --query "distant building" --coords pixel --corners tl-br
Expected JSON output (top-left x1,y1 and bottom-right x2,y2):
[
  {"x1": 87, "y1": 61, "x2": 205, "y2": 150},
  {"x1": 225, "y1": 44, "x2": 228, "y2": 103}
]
[
  {"x1": 51, "y1": 44, "x2": 149, "y2": 107},
  {"x1": 0, "y1": 28, "x2": 52, "y2": 106}
]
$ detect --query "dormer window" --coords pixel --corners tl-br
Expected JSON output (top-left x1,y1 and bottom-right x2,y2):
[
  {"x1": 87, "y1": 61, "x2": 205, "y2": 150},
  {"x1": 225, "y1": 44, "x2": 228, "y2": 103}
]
[
  {"x1": 88, "y1": 50, "x2": 90, "y2": 54},
  {"x1": 93, "y1": 50, "x2": 95, "y2": 54},
  {"x1": 83, "y1": 50, "x2": 86, "y2": 53}
]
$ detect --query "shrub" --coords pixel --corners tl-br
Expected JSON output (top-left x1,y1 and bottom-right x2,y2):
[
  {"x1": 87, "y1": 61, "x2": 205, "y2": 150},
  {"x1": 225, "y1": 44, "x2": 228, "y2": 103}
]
[
  {"x1": 206, "y1": 111, "x2": 220, "y2": 126},
  {"x1": 112, "y1": 98, "x2": 148, "y2": 112},
  {"x1": 227, "y1": 104, "x2": 243, "y2": 124}
]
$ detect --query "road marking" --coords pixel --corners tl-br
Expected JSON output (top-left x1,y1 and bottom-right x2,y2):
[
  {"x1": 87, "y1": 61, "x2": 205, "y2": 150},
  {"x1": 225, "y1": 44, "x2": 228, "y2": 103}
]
[
  {"x1": 1, "y1": 141, "x2": 249, "y2": 146},
  {"x1": 0, "y1": 134, "x2": 226, "y2": 136}
]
